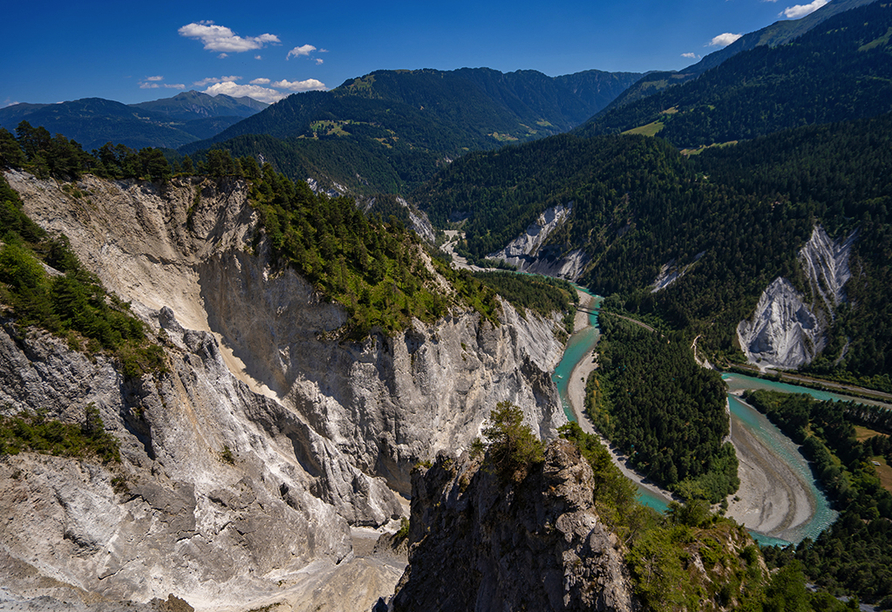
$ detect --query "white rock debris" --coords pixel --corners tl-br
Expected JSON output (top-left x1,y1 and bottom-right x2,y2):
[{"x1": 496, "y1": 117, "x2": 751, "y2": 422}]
[
  {"x1": 0, "y1": 170, "x2": 567, "y2": 611},
  {"x1": 487, "y1": 203, "x2": 589, "y2": 279},
  {"x1": 737, "y1": 225, "x2": 857, "y2": 371}
]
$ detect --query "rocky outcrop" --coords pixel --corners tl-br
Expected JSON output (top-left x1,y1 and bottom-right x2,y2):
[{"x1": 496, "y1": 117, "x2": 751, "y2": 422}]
[
  {"x1": 488, "y1": 203, "x2": 589, "y2": 280},
  {"x1": 392, "y1": 440, "x2": 636, "y2": 612},
  {"x1": 1, "y1": 170, "x2": 567, "y2": 609},
  {"x1": 737, "y1": 225, "x2": 857, "y2": 371},
  {"x1": 736, "y1": 277, "x2": 824, "y2": 371},
  {"x1": 650, "y1": 251, "x2": 705, "y2": 293}
]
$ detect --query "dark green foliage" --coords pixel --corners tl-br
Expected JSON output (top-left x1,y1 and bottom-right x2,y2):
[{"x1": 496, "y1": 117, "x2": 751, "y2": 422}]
[
  {"x1": 0, "y1": 404, "x2": 120, "y2": 463},
  {"x1": 219, "y1": 445, "x2": 235, "y2": 465},
  {"x1": 4, "y1": 122, "x2": 172, "y2": 183},
  {"x1": 749, "y1": 390, "x2": 892, "y2": 602},
  {"x1": 181, "y1": 67, "x2": 642, "y2": 194},
  {"x1": 558, "y1": 422, "x2": 647, "y2": 542},
  {"x1": 395, "y1": 517, "x2": 410, "y2": 541},
  {"x1": 480, "y1": 402, "x2": 544, "y2": 483},
  {"x1": 0, "y1": 95, "x2": 259, "y2": 151},
  {"x1": 415, "y1": 102, "x2": 892, "y2": 383},
  {"x1": 588, "y1": 314, "x2": 738, "y2": 502},
  {"x1": 0, "y1": 175, "x2": 165, "y2": 378},
  {"x1": 579, "y1": 2, "x2": 892, "y2": 148},
  {"x1": 693, "y1": 113, "x2": 892, "y2": 384},
  {"x1": 471, "y1": 272, "x2": 578, "y2": 318},
  {"x1": 249, "y1": 164, "x2": 499, "y2": 337},
  {"x1": 414, "y1": 130, "x2": 814, "y2": 363}
]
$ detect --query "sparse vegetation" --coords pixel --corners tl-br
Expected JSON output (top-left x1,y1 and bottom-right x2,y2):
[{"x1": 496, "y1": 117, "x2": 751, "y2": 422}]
[
  {"x1": 479, "y1": 402, "x2": 544, "y2": 483},
  {"x1": 0, "y1": 403, "x2": 120, "y2": 463},
  {"x1": 0, "y1": 175, "x2": 165, "y2": 378}
]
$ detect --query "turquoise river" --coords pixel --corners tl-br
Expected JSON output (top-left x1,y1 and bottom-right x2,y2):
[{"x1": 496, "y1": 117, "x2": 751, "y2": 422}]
[{"x1": 550, "y1": 289, "x2": 889, "y2": 547}]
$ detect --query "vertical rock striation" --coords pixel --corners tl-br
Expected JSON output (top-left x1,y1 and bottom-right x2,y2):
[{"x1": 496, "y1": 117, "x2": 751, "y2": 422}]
[
  {"x1": 737, "y1": 225, "x2": 857, "y2": 370},
  {"x1": 488, "y1": 203, "x2": 589, "y2": 279},
  {"x1": 1, "y1": 170, "x2": 567, "y2": 609},
  {"x1": 392, "y1": 440, "x2": 636, "y2": 612}
]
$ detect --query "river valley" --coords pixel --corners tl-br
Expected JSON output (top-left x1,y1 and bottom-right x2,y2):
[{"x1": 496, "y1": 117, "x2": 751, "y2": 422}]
[{"x1": 549, "y1": 288, "x2": 892, "y2": 546}]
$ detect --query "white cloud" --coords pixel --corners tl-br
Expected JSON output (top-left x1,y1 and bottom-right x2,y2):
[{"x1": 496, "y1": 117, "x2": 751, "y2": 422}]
[
  {"x1": 681, "y1": 52, "x2": 699, "y2": 59},
  {"x1": 218, "y1": 53, "x2": 228, "y2": 59},
  {"x1": 250, "y1": 77, "x2": 271, "y2": 85},
  {"x1": 139, "y1": 76, "x2": 186, "y2": 90},
  {"x1": 315, "y1": 58, "x2": 324, "y2": 65},
  {"x1": 202, "y1": 81, "x2": 288, "y2": 104},
  {"x1": 140, "y1": 82, "x2": 186, "y2": 90},
  {"x1": 178, "y1": 21, "x2": 280, "y2": 53},
  {"x1": 192, "y1": 75, "x2": 241, "y2": 87},
  {"x1": 255, "y1": 55, "x2": 262, "y2": 60},
  {"x1": 286, "y1": 44, "x2": 317, "y2": 60},
  {"x1": 271, "y1": 78, "x2": 327, "y2": 91},
  {"x1": 781, "y1": 0, "x2": 828, "y2": 18},
  {"x1": 708, "y1": 32, "x2": 743, "y2": 47}
]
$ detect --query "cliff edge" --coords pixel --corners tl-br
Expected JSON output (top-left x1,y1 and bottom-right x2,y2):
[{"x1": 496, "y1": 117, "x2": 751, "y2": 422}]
[{"x1": 392, "y1": 439, "x2": 636, "y2": 612}]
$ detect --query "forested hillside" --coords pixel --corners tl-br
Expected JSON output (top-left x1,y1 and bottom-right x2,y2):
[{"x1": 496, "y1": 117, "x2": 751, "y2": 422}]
[
  {"x1": 0, "y1": 125, "x2": 507, "y2": 342},
  {"x1": 414, "y1": 109, "x2": 892, "y2": 383},
  {"x1": 0, "y1": 92, "x2": 267, "y2": 151},
  {"x1": 181, "y1": 67, "x2": 641, "y2": 194},
  {"x1": 587, "y1": 314, "x2": 738, "y2": 502},
  {"x1": 578, "y1": 1, "x2": 892, "y2": 148},
  {"x1": 605, "y1": 0, "x2": 878, "y2": 110}
]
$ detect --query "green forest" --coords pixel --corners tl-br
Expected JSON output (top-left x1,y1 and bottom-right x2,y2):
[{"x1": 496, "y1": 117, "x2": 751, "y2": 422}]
[
  {"x1": 586, "y1": 313, "x2": 738, "y2": 502},
  {"x1": 0, "y1": 122, "x2": 514, "y2": 345},
  {"x1": 0, "y1": 163, "x2": 164, "y2": 378},
  {"x1": 413, "y1": 108, "x2": 892, "y2": 389},
  {"x1": 745, "y1": 390, "x2": 892, "y2": 605},
  {"x1": 578, "y1": 1, "x2": 892, "y2": 148}
]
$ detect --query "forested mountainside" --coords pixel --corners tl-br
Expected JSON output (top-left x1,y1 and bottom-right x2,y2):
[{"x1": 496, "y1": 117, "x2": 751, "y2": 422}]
[
  {"x1": 606, "y1": 0, "x2": 878, "y2": 109},
  {"x1": 577, "y1": 1, "x2": 892, "y2": 148},
  {"x1": 180, "y1": 67, "x2": 642, "y2": 195},
  {"x1": 0, "y1": 92, "x2": 267, "y2": 150},
  {"x1": 413, "y1": 111, "x2": 892, "y2": 386}
]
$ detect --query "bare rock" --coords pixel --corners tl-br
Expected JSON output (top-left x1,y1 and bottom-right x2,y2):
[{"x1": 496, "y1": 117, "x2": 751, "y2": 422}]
[{"x1": 392, "y1": 440, "x2": 636, "y2": 612}]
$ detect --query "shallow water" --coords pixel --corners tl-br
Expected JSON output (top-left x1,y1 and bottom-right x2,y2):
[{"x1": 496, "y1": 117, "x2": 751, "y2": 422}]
[
  {"x1": 551, "y1": 291, "x2": 600, "y2": 421},
  {"x1": 550, "y1": 298, "x2": 846, "y2": 545}
]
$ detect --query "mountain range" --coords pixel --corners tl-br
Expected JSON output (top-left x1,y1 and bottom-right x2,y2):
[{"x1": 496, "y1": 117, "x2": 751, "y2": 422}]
[
  {"x1": 1, "y1": 0, "x2": 891, "y2": 610},
  {"x1": 0, "y1": 91, "x2": 268, "y2": 150}
]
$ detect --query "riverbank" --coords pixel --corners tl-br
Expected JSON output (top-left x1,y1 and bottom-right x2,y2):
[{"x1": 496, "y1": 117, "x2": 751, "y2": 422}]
[
  {"x1": 564, "y1": 292, "x2": 820, "y2": 542},
  {"x1": 725, "y1": 394, "x2": 818, "y2": 542},
  {"x1": 565, "y1": 291, "x2": 677, "y2": 506}
]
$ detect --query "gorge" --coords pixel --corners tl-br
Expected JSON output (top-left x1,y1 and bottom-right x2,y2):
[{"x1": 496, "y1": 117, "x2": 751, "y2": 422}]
[{"x1": 0, "y1": 170, "x2": 569, "y2": 610}]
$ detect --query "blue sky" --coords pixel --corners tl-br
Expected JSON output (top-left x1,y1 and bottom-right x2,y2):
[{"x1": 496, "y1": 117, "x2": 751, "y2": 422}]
[{"x1": 1, "y1": 0, "x2": 831, "y2": 107}]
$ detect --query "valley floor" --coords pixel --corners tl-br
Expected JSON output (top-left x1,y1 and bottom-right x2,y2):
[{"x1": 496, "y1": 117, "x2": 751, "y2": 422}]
[{"x1": 566, "y1": 290, "x2": 817, "y2": 543}]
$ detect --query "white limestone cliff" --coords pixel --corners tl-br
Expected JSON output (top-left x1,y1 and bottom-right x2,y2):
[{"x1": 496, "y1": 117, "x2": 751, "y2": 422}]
[
  {"x1": 487, "y1": 203, "x2": 589, "y2": 279},
  {"x1": 737, "y1": 225, "x2": 857, "y2": 371},
  {"x1": 0, "y1": 170, "x2": 567, "y2": 611}
]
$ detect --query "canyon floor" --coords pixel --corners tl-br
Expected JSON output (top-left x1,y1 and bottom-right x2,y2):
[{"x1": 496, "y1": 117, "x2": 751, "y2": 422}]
[{"x1": 565, "y1": 290, "x2": 817, "y2": 543}]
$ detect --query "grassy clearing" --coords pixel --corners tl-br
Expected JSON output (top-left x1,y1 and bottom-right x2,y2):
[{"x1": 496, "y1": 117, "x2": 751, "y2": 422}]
[
  {"x1": 855, "y1": 425, "x2": 888, "y2": 442},
  {"x1": 874, "y1": 456, "x2": 892, "y2": 494},
  {"x1": 622, "y1": 121, "x2": 664, "y2": 137}
]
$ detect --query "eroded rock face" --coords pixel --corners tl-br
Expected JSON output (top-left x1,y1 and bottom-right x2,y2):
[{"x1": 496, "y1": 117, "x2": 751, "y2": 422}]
[
  {"x1": 392, "y1": 440, "x2": 636, "y2": 612},
  {"x1": 1, "y1": 170, "x2": 566, "y2": 609},
  {"x1": 488, "y1": 203, "x2": 589, "y2": 280},
  {"x1": 737, "y1": 225, "x2": 856, "y2": 371}
]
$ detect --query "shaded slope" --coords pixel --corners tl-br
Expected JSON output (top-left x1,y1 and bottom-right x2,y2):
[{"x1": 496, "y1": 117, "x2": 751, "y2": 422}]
[
  {"x1": 181, "y1": 67, "x2": 642, "y2": 194},
  {"x1": 578, "y1": 1, "x2": 892, "y2": 148},
  {"x1": 605, "y1": 0, "x2": 879, "y2": 110}
]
